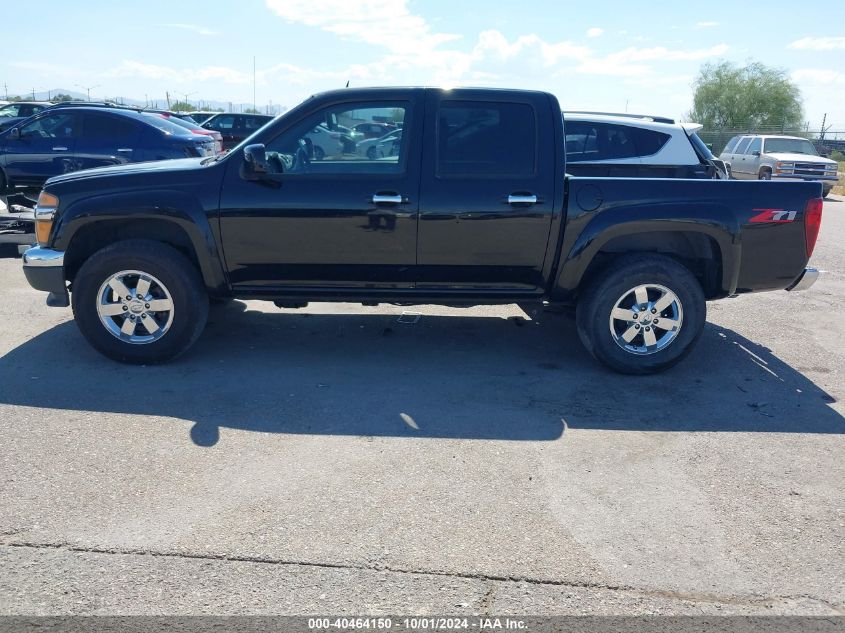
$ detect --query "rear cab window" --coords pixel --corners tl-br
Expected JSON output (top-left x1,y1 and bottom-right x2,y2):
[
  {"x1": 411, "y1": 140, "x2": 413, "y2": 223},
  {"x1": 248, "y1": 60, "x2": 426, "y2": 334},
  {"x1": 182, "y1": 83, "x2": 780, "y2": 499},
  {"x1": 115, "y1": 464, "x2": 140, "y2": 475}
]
[{"x1": 437, "y1": 101, "x2": 536, "y2": 177}]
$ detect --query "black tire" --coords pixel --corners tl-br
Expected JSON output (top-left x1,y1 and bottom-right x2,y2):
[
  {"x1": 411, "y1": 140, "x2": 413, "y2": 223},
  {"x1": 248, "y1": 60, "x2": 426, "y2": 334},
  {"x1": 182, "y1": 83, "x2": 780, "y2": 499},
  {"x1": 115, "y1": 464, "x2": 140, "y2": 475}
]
[
  {"x1": 366, "y1": 146, "x2": 377, "y2": 160},
  {"x1": 759, "y1": 169, "x2": 772, "y2": 181},
  {"x1": 313, "y1": 145, "x2": 325, "y2": 161},
  {"x1": 576, "y1": 254, "x2": 706, "y2": 374},
  {"x1": 71, "y1": 239, "x2": 209, "y2": 364}
]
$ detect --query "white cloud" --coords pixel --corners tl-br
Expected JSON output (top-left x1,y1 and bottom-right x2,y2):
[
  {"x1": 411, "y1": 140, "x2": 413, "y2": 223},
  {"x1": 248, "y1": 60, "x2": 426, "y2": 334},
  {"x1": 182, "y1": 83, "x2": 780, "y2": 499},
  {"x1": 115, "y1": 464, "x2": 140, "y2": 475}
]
[
  {"x1": 791, "y1": 68, "x2": 845, "y2": 84},
  {"x1": 788, "y1": 36, "x2": 845, "y2": 50},
  {"x1": 163, "y1": 23, "x2": 219, "y2": 36},
  {"x1": 586, "y1": 27, "x2": 604, "y2": 38},
  {"x1": 265, "y1": 0, "x2": 460, "y2": 59},
  {"x1": 696, "y1": 21, "x2": 718, "y2": 28}
]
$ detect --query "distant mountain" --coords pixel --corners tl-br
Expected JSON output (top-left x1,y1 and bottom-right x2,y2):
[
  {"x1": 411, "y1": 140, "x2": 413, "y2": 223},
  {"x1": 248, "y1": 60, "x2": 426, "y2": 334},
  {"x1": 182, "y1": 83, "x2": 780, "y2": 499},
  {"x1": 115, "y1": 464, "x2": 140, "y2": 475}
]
[{"x1": 16, "y1": 89, "x2": 287, "y2": 114}]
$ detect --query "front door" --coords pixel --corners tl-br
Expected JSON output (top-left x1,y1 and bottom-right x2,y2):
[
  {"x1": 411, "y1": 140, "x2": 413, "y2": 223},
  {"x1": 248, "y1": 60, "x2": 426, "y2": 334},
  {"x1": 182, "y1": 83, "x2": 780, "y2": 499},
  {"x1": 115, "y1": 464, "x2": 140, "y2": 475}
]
[
  {"x1": 416, "y1": 91, "x2": 557, "y2": 292},
  {"x1": 219, "y1": 97, "x2": 422, "y2": 291},
  {"x1": 3, "y1": 112, "x2": 79, "y2": 188}
]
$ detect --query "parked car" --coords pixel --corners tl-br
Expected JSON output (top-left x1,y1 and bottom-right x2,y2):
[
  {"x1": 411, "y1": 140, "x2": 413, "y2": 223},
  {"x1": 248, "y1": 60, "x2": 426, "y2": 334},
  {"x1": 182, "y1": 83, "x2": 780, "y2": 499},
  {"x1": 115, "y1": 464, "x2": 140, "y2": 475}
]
[
  {"x1": 0, "y1": 106, "x2": 216, "y2": 199},
  {"x1": 201, "y1": 113, "x2": 274, "y2": 150},
  {"x1": 21, "y1": 87, "x2": 824, "y2": 373},
  {"x1": 563, "y1": 112, "x2": 726, "y2": 179},
  {"x1": 303, "y1": 123, "x2": 346, "y2": 159},
  {"x1": 352, "y1": 121, "x2": 397, "y2": 139},
  {"x1": 0, "y1": 101, "x2": 52, "y2": 132},
  {"x1": 719, "y1": 134, "x2": 839, "y2": 197},
  {"x1": 357, "y1": 129, "x2": 402, "y2": 159},
  {"x1": 151, "y1": 114, "x2": 223, "y2": 154}
]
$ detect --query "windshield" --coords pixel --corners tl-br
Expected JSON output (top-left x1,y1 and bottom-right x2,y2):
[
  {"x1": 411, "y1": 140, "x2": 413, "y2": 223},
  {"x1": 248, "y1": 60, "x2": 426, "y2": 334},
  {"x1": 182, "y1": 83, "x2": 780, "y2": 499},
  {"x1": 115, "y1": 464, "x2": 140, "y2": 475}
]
[
  {"x1": 763, "y1": 138, "x2": 819, "y2": 156},
  {"x1": 0, "y1": 105, "x2": 20, "y2": 117}
]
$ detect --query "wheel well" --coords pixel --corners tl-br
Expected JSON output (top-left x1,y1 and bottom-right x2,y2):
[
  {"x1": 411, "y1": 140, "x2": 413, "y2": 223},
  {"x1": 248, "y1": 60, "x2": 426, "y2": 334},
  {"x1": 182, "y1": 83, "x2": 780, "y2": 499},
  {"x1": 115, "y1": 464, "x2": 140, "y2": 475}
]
[
  {"x1": 64, "y1": 220, "x2": 201, "y2": 286},
  {"x1": 759, "y1": 165, "x2": 772, "y2": 174},
  {"x1": 581, "y1": 231, "x2": 723, "y2": 299}
]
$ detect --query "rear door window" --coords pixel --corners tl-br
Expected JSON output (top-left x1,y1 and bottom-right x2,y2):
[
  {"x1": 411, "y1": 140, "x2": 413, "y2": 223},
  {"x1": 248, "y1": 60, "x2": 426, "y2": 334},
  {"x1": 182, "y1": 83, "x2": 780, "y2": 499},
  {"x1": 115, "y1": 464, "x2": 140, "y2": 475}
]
[
  {"x1": 82, "y1": 113, "x2": 141, "y2": 143},
  {"x1": 437, "y1": 101, "x2": 536, "y2": 177},
  {"x1": 745, "y1": 138, "x2": 762, "y2": 155},
  {"x1": 734, "y1": 137, "x2": 752, "y2": 155}
]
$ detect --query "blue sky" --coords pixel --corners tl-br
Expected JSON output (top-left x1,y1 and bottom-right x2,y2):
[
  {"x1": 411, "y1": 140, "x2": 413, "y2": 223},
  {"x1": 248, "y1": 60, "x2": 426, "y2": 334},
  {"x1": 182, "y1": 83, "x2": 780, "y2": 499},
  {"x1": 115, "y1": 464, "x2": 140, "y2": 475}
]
[{"x1": 5, "y1": 0, "x2": 844, "y2": 130}]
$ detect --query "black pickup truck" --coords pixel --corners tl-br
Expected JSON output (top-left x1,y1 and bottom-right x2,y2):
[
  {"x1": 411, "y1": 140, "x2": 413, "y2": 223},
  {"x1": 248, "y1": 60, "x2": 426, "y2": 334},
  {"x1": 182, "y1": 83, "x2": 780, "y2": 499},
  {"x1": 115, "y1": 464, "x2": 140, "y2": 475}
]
[{"x1": 21, "y1": 87, "x2": 823, "y2": 374}]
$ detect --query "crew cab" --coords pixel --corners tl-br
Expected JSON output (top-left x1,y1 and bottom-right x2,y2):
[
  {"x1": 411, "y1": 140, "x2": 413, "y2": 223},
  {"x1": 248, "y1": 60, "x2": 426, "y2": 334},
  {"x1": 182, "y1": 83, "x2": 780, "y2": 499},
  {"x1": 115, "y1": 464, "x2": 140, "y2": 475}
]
[{"x1": 21, "y1": 88, "x2": 824, "y2": 374}]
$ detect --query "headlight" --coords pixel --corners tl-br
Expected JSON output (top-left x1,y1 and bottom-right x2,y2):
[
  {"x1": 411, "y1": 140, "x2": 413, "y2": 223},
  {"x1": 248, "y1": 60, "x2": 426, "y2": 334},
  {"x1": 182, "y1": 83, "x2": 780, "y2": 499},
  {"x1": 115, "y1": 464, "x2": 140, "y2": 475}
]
[{"x1": 35, "y1": 191, "x2": 59, "y2": 246}]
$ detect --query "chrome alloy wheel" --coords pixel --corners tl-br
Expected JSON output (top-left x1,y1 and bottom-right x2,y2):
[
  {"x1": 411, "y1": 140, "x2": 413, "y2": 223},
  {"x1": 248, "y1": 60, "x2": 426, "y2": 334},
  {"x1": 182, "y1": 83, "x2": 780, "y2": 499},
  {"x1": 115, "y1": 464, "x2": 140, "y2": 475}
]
[
  {"x1": 609, "y1": 284, "x2": 683, "y2": 355},
  {"x1": 96, "y1": 270, "x2": 175, "y2": 344}
]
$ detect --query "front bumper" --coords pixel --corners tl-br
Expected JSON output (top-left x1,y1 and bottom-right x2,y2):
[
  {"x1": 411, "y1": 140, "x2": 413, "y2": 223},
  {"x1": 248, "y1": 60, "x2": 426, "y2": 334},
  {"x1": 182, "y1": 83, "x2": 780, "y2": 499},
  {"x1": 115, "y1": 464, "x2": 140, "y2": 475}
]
[
  {"x1": 771, "y1": 174, "x2": 838, "y2": 189},
  {"x1": 786, "y1": 267, "x2": 820, "y2": 292},
  {"x1": 22, "y1": 246, "x2": 69, "y2": 307}
]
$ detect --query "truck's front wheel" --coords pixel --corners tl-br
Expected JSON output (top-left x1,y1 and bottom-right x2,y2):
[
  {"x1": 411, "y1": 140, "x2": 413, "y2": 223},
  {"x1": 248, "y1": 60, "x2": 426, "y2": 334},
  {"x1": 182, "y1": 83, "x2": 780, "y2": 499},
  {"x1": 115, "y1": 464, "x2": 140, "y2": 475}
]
[
  {"x1": 576, "y1": 255, "x2": 706, "y2": 374},
  {"x1": 71, "y1": 240, "x2": 209, "y2": 364}
]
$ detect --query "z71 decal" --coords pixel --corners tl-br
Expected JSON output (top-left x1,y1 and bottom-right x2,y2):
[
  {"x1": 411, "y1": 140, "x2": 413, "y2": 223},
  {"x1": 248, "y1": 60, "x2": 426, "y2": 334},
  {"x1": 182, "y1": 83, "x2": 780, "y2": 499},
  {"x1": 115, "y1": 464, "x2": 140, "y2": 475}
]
[{"x1": 749, "y1": 208, "x2": 798, "y2": 223}]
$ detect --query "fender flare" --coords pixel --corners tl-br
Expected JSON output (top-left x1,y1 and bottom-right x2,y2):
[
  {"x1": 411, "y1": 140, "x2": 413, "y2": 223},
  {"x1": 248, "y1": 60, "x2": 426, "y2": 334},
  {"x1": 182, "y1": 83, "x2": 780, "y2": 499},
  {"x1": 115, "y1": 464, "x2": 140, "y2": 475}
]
[
  {"x1": 554, "y1": 204, "x2": 742, "y2": 297},
  {"x1": 52, "y1": 188, "x2": 228, "y2": 292}
]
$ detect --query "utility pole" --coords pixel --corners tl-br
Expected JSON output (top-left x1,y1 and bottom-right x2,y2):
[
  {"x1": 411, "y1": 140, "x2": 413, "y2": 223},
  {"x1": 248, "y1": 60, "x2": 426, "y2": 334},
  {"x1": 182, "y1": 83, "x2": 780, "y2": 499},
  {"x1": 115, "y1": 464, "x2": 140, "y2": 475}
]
[
  {"x1": 166, "y1": 91, "x2": 171, "y2": 109},
  {"x1": 819, "y1": 113, "x2": 827, "y2": 141},
  {"x1": 253, "y1": 55, "x2": 256, "y2": 112},
  {"x1": 3, "y1": 83, "x2": 7, "y2": 100},
  {"x1": 31, "y1": 87, "x2": 35, "y2": 100},
  {"x1": 75, "y1": 84, "x2": 100, "y2": 101}
]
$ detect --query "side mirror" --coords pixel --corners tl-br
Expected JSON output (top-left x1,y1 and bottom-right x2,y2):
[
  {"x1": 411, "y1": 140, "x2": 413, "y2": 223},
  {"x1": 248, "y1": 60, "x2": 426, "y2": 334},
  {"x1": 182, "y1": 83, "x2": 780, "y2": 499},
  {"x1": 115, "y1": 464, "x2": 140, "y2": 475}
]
[
  {"x1": 9, "y1": 127, "x2": 20, "y2": 140},
  {"x1": 242, "y1": 143, "x2": 269, "y2": 179},
  {"x1": 752, "y1": 150, "x2": 761, "y2": 157}
]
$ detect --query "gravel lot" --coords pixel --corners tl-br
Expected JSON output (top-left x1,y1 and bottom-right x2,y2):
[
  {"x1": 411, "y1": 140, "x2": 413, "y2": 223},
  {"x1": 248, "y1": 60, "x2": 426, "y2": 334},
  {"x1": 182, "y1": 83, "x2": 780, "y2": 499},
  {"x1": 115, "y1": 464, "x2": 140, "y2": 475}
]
[{"x1": 0, "y1": 197, "x2": 843, "y2": 615}]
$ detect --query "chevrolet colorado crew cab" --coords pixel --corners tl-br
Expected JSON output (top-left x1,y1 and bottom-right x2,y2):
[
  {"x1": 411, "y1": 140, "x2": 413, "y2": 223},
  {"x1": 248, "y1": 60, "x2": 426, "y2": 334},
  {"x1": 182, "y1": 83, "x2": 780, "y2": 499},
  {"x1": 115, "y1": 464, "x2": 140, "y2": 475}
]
[{"x1": 21, "y1": 87, "x2": 824, "y2": 374}]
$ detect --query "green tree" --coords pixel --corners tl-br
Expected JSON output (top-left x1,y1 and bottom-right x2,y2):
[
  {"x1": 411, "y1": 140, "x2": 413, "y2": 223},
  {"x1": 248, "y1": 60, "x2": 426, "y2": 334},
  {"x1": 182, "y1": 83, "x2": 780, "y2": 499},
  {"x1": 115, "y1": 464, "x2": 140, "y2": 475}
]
[
  {"x1": 50, "y1": 93, "x2": 74, "y2": 103},
  {"x1": 689, "y1": 60, "x2": 804, "y2": 131},
  {"x1": 243, "y1": 107, "x2": 260, "y2": 114},
  {"x1": 170, "y1": 101, "x2": 194, "y2": 112}
]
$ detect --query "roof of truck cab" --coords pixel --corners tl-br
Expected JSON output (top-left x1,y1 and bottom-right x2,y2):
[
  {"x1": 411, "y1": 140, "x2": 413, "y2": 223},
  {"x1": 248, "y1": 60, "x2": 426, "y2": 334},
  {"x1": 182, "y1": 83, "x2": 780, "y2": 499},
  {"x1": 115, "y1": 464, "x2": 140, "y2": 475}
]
[{"x1": 309, "y1": 86, "x2": 555, "y2": 100}]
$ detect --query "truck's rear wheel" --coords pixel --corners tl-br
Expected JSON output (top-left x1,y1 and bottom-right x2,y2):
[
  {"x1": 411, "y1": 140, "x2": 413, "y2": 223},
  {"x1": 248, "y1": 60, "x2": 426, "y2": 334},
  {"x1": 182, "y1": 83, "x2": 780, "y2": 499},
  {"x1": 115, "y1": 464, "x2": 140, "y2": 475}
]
[
  {"x1": 576, "y1": 255, "x2": 706, "y2": 374},
  {"x1": 71, "y1": 240, "x2": 208, "y2": 364}
]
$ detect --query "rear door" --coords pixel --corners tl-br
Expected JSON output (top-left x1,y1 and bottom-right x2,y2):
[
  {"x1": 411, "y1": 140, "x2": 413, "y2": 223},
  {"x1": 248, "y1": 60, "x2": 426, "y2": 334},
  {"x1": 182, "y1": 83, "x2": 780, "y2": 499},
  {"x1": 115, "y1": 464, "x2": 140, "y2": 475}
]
[
  {"x1": 74, "y1": 112, "x2": 143, "y2": 170},
  {"x1": 2, "y1": 111, "x2": 80, "y2": 187},
  {"x1": 743, "y1": 137, "x2": 763, "y2": 178},
  {"x1": 416, "y1": 91, "x2": 556, "y2": 292},
  {"x1": 730, "y1": 136, "x2": 753, "y2": 178}
]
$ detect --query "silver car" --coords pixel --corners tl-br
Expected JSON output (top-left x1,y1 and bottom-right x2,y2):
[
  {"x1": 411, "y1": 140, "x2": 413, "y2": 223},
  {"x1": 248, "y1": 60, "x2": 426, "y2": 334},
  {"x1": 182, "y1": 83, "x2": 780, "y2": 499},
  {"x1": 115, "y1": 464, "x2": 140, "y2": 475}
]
[{"x1": 719, "y1": 134, "x2": 838, "y2": 197}]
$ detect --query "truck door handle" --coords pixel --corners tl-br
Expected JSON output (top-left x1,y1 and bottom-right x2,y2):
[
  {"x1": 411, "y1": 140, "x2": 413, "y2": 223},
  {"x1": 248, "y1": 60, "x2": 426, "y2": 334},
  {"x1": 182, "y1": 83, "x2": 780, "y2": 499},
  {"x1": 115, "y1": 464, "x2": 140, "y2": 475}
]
[
  {"x1": 117, "y1": 148, "x2": 133, "y2": 153},
  {"x1": 372, "y1": 193, "x2": 405, "y2": 205},
  {"x1": 508, "y1": 194, "x2": 538, "y2": 205},
  {"x1": 52, "y1": 147, "x2": 68, "y2": 151}
]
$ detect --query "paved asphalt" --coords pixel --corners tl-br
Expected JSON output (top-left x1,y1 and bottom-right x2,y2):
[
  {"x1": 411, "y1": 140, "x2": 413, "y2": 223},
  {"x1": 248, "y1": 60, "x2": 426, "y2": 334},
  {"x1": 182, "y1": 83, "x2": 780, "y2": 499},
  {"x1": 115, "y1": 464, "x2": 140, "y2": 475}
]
[{"x1": 0, "y1": 197, "x2": 843, "y2": 615}]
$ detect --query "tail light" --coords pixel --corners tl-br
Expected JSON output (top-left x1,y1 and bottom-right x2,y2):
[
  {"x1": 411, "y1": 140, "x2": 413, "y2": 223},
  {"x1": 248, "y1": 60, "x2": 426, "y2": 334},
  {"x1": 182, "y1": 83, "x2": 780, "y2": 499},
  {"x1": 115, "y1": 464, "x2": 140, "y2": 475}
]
[{"x1": 804, "y1": 197, "x2": 823, "y2": 258}]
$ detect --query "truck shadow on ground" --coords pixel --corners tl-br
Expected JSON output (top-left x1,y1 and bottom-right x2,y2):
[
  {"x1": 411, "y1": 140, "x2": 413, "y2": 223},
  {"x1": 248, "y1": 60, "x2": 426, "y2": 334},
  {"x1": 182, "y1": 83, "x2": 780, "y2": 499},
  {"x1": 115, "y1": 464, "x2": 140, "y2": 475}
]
[{"x1": 0, "y1": 302, "x2": 841, "y2": 446}]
